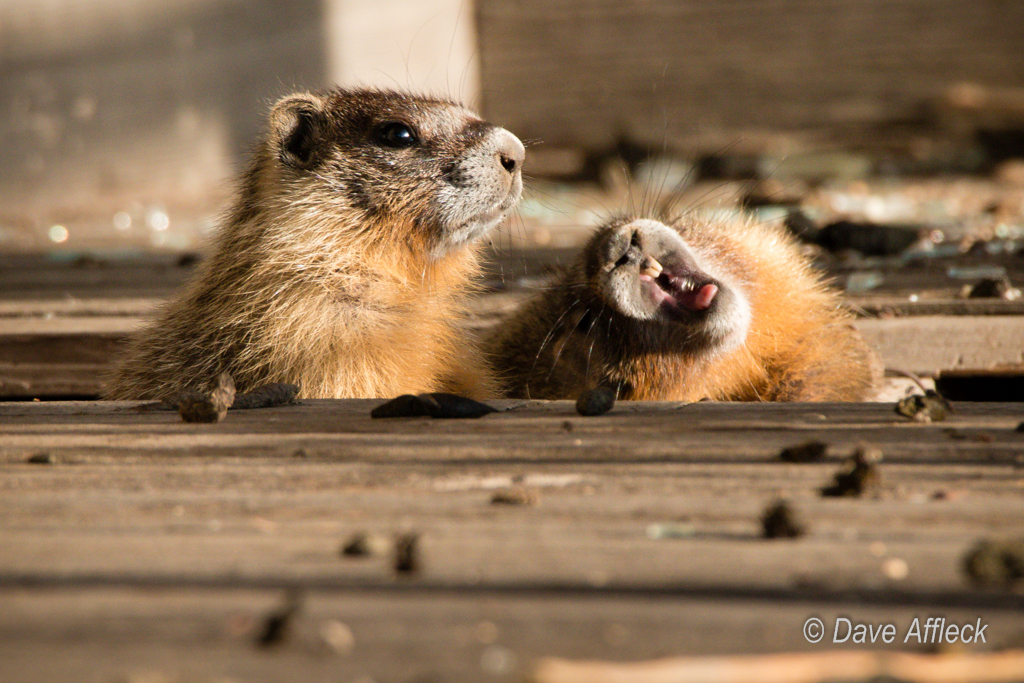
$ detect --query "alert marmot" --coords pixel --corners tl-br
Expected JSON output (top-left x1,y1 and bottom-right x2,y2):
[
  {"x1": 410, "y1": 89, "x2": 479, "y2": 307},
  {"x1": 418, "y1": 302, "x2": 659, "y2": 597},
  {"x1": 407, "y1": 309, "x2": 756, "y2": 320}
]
[
  {"x1": 107, "y1": 88, "x2": 524, "y2": 400},
  {"x1": 487, "y1": 215, "x2": 877, "y2": 401}
]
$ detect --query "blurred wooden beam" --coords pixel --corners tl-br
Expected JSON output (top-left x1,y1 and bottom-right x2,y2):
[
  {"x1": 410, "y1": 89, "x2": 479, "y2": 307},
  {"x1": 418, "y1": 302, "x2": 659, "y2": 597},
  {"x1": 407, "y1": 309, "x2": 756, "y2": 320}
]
[{"x1": 478, "y1": 0, "x2": 1024, "y2": 154}]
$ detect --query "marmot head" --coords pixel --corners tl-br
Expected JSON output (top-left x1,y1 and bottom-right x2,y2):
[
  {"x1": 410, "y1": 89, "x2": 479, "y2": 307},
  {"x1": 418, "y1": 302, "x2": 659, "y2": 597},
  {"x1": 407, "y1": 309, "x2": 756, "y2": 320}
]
[
  {"x1": 584, "y1": 218, "x2": 751, "y2": 353},
  {"x1": 261, "y1": 88, "x2": 524, "y2": 257}
]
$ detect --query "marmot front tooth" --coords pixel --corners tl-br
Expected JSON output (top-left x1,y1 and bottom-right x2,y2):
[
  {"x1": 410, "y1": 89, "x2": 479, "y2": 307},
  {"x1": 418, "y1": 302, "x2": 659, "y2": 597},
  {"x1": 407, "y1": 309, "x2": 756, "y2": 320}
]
[{"x1": 640, "y1": 256, "x2": 663, "y2": 279}]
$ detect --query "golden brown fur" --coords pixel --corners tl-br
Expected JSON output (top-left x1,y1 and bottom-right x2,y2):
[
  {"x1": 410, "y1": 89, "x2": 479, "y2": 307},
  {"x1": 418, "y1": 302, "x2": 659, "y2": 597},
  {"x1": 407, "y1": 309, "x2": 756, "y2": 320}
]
[
  {"x1": 107, "y1": 88, "x2": 523, "y2": 400},
  {"x1": 487, "y1": 214, "x2": 878, "y2": 402}
]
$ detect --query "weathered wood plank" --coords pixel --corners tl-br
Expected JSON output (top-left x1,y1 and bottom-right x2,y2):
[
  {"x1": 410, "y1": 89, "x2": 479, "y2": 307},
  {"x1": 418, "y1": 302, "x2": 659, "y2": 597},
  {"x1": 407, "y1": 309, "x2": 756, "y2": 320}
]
[
  {"x1": 852, "y1": 298, "x2": 1024, "y2": 317},
  {"x1": 2, "y1": 401, "x2": 1023, "y2": 594},
  {"x1": 2, "y1": 587, "x2": 1018, "y2": 683},
  {"x1": 0, "y1": 297, "x2": 162, "y2": 318},
  {"x1": 0, "y1": 364, "x2": 111, "y2": 398},
  {"x1": 4, "y1": 245, "x2": 1024, "y2": 398},
  {"x1": 856, "y1": 316, "x2": 1024, "y2": 376},
  {"x1": 0, "y1": 255, "x2": 192, "y2": 300},
  {"x1": 3, "y1": 400, "x2": 1022, "y2": 463},
  {"x1": 3, "y1": 311, "x2": 1024, "y2": 398},
  {"x1": 1, "y1": 400, "x2": 1022, "y2": 681}
]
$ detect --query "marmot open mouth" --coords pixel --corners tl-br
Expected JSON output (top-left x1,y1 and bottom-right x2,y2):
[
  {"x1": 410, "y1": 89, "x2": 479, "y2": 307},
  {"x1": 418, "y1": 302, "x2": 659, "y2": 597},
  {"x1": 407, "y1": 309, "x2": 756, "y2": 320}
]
[{"x1": 639, "y1": 256, "x2": 718, "y2": 313}]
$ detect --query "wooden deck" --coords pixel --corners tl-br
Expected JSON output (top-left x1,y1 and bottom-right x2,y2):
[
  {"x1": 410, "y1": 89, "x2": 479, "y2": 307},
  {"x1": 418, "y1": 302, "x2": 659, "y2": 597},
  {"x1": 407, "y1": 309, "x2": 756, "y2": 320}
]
[
  {"x1": 1, "y1": 242, "x2": 1023, "y2": 681},
  {"x1": 2, "y1": 398, "x2": 1023, "y2": 682}
]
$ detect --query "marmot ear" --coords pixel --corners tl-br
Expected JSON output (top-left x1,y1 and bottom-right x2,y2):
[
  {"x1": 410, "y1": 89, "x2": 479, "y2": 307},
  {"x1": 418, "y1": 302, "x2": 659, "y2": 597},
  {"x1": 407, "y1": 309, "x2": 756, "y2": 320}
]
[{"x1": 269, "y1": 93, "x2": 326, "y2": 169}]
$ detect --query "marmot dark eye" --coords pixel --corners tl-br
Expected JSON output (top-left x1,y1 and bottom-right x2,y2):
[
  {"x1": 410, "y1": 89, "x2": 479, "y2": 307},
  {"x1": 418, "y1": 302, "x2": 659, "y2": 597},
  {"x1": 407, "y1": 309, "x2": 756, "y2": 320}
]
[{"x1": 379, "y1": 122, "x2": 417, "y2": 148}]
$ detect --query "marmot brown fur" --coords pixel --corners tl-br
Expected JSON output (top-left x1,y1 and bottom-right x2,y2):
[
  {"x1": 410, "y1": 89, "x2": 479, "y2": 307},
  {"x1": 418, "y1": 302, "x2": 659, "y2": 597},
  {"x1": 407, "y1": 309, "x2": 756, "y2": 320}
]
[
  {"x1": 487, "y1": 215, "x2": 878, "y2": 401},
  {"x1": 107, "y1": 88, "x2": 524, "y2": 400}
]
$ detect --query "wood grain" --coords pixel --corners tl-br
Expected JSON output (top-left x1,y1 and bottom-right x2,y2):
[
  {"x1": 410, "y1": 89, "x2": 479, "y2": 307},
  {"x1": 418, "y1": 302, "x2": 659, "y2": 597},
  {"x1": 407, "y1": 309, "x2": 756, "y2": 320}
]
[{"x1": 1, "y1": 399, "x2": 1023, "y2": 681}]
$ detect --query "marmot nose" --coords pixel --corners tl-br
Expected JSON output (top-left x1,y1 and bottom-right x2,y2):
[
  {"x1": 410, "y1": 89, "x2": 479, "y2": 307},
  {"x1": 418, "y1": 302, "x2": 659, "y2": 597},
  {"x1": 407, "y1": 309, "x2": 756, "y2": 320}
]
[
  {"x1": 494, "y1": 129, "x2": 525, "y2": 175},
  {"x1": 499, "y1": 154, "x2": 518, "y2": 173}
]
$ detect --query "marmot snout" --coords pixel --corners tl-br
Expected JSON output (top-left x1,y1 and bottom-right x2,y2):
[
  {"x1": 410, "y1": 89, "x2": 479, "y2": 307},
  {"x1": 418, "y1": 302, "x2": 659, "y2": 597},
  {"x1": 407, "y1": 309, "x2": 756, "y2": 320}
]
[
  {"x1": 487, "y1": 214, "x2": 878, "y2": 402},
  {"x1": 107, "y1": 88, "x2": 523, "y2": 400}
]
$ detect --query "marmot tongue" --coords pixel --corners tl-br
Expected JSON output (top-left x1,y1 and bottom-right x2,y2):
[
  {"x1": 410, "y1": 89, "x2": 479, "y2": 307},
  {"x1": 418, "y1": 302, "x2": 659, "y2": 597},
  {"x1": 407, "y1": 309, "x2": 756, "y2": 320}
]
[
  {"x1": 670, "y1": 281, "x2": 718, "y2": 311},
  {"x1": 656, "y1": 270, "x2": 718, "y2": 312},
  {"x1": 693, "y1": 283, "x2": 718, "y2": 310}
]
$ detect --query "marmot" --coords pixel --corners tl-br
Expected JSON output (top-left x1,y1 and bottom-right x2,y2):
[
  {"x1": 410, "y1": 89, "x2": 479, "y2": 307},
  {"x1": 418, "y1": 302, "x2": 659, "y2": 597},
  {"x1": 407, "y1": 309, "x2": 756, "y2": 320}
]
[
  {"x1": 487, "y1": 215, "x2": 878, "y2": 401},
  {"x1": 107, "y1": 88, "x2": 524, "y2": 400}
]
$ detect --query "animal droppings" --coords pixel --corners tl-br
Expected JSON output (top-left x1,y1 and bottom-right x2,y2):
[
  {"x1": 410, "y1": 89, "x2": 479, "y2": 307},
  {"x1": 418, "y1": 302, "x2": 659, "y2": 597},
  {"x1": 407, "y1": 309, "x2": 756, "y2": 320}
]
[
  {"x1": 963, "y1": 538, "x2": 1024, "y2": 588},
  {"x1": 150, "y1": 378, "x2": 295, "y2": 415},
  {"x1": 231, "y1": 382, "x2": 300, "y2": 409},
  {"x1": 255, "y1": 591, "x2": 302, "y2": 648},
  {"x1": 370, "y1": 394, "x2": 430, "y2": 418},
  {"x1": 821, "y1": 446, "x2": 882, "y2": 498},
  {"x1": 896, "y1": 390, "x2": 951, "y2": 422},
  {"x1": 762, "y1": 500, "x2": 805, "y2": 539},
  {"x1": 490, "y1": 488, "x2": 537, "y2": 506},
  {"x1": 371, "y1": 393, "x2": 496, "y2": 419},
  {"x1": 576, "y1": 386, "x2": 616, "y2": 416},
  {"x1": 179, "y1": 398, "x2": 221, "y2": 423},
  {"x1": 341, "y1": 533, "x2": 371, "y2": 558},
  {"x1": 778, "y1": 440, "x2": 828, "y2": 463},
  {"x1": 178, "y1": 372, "x2": 235, "y2": 423},
  {"x1": 394, "y1": 533, "x2": 420, "y2": 574},
  {"x1": 340, "y1": 532, "x2": 388, "y2": 558},
  {"x1": 420, "y1": 393, "x2": 497, "y2": 419}
]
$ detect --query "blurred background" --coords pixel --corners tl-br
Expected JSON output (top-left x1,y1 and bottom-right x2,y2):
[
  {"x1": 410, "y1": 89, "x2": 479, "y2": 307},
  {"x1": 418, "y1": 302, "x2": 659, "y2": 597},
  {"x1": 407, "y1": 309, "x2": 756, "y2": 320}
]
[
  {"x1": 2, "y1": 0, "x2": 1024, "y2": 254},
  {"x1": 0, "y1": 0, "x2": 477, "y2": 252}
]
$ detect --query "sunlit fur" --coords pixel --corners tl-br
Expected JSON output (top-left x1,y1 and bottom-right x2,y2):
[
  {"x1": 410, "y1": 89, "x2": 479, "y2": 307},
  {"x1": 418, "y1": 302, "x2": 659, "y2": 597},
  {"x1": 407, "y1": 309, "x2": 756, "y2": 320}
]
[
  {"x1": 487, "y1": 213, "x2": 878, "y2": 402},
  {"x1": 106, "y1": 88, "x2": 523, "y2": 400}
]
